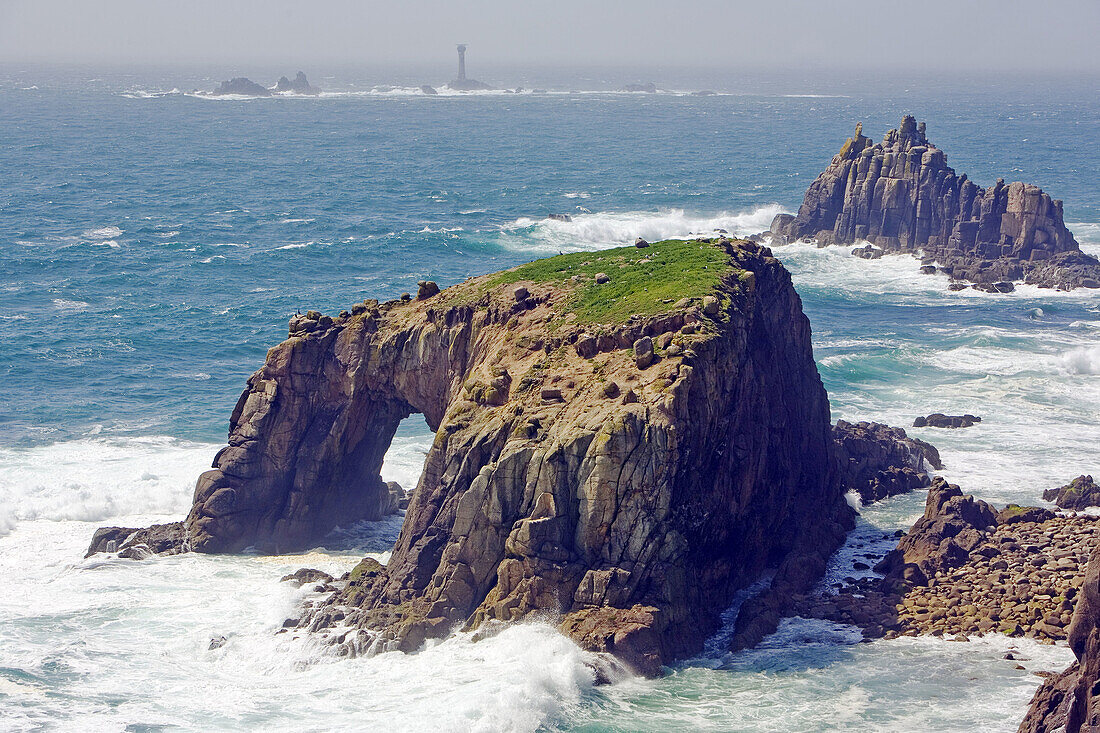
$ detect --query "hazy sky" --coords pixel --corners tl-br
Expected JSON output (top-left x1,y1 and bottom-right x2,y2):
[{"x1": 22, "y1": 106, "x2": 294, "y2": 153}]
[{"x1": 2, "y1": 0, "x2": 1099, "y2": 73}]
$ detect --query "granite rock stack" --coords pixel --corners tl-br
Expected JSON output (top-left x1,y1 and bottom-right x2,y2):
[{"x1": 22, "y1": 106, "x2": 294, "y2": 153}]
[
  {"x1": 771, "y1": 116, "x2": 1100, "y2": 290},
  {"x1": 90, "y1": 238, "x2": 857, "y2": 674}
]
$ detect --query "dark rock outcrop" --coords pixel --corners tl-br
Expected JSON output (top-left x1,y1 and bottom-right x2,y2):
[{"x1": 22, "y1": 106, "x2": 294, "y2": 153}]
[
  {"x1": 1021, "y1": 542, "x2": 1100, "y2": 732},
  {"x1": 280, "y1": 568, "x2": 335, "y2": 587},
  {"x1": 86, "y1": 521, "x2": 187, "y2": 558},
  {"x1": 913, "y1": 413, "x2": 981, "y2": 429},
  {"x1": 210, "y1": 78, "x2": 271, "y2": 96},
  {"x1": 770, "y1": 116, "x2": 1100, "y2": 290},
  {"x1": 875, "y1": 477, "x2": 998, "y2": 584},
  {"x1": 1044, "y1": 475, "x2": 1100, "y2": 510},
  {"x1": 832, "y1": 420, "x2": 942, "y2": 503},
  {"x1": 274, "y1": 71, "x2": 320, "y2": 95}
]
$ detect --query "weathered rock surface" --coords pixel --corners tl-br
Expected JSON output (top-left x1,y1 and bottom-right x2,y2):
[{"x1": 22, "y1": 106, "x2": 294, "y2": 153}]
[
  {"x1": 140, "y1": 238, "x2": 851, "y2": 674},
  {"x1": 274, "y1": 71, "x2": 320, "y2": 95},
  {"x1": 210, "y1": 77, "x2": 271, "y2": 96},
  {"x1": 876, "y1": 477, "x2": 999, "y2": 582},
  {"x1": 1044, "y1": 475, "x2": 1100, "y2": 510},
  {"x1": 770, "y1": 116, "x2": 1100, "y2": 290},
  {"x1": 913, "y1": 413, "x2": 981, "y2": 429},
  {"x1": 832, "y1": 420, "x2": 942, "y2": 503},
  {"x1": 1021, "y1": 541, "x2": 1100, "y2": 732}
]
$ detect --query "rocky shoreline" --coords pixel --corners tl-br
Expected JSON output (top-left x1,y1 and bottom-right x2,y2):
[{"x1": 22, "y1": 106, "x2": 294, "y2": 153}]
[
  {"x1": 769, "y1": 116, "x2": 1100, "y2": 291},
  {"x1": 795, "y1": 479, "x2": 1098, "y2": 643}
]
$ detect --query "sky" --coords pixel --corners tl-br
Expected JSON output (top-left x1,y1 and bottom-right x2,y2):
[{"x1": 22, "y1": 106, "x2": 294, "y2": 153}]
[{"x1": 2, "y1": 0, "x2": 1099, "y2": 74}]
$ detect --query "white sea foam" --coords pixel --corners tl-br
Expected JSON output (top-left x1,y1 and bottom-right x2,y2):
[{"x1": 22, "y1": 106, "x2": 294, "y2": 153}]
[
  {"x1": 0, "y1": 436, "x2": 216, "y2": 537},
  {"x1": 1063, "y1": 344, "x2": 1100, "y2": 374},
  {"x1": 83, "y1": 225, "x2": 122, "y2": 239},
  {"x1": 495, "y1": 204, "x2": 783, "y2": 253},
  {"x1": 51, "y1": 298, "x2": 90, "y2": 312}
]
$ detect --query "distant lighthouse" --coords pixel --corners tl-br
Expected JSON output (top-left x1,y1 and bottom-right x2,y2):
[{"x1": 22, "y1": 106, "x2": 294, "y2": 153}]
[{"x1": 446, "y1": 44, "x2": 491, "y2": 91}]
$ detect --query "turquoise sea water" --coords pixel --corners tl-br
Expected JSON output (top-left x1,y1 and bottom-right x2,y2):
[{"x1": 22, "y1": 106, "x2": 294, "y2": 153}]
[{"x1": 1, "y1": 66, "x2": 1098, "y2": 731}]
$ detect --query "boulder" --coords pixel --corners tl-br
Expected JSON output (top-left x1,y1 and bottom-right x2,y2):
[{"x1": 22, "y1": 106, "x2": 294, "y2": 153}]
[
  {"x1": 635, "y1": 238, "x2": 650, "y2": 248},
  {"x1": 420, "y1": 85, "x2": 438, "y2": 95},
  {"x1": 1044, "y1": 475, "x2": 1100, "y2": 510},
  {"x1": 280, "y1": 568, "x2": 335, "y2": 587},
  {"x1": 416, "y1": 281, "x2": 440, "y2": 300}
]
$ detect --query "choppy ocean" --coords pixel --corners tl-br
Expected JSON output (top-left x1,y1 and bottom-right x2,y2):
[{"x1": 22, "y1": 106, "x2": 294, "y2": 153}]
[{"x1": 1, "y1": 65, "x2": 1098, "y2": 731}]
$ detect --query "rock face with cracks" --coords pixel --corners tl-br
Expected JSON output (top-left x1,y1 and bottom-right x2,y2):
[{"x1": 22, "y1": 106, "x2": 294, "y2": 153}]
[
  {"x1": 88, "y1": 238, "x2": 856, "y2": 675},
  {"x1": 770, "y1": 116, "x2": 1100, "y2": 291}
]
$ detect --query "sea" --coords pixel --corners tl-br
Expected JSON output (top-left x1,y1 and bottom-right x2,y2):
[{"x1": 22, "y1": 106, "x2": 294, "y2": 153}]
[{"x1": 1, "y1": 64, "x2": 1098, "y2": 732}]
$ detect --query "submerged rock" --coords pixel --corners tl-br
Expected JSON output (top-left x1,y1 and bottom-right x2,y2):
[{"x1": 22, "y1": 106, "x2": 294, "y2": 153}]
[
  {"x1": 772, "y1": 116, "x2": 1100, "y2": 290},
  {"x1": 623, "y1": 82, "x2": 657, "y2": 93},
  {"x1": 913, "y1": 413, "x2": 982, "y2": 429},
  {"x1": 1044, "y1": 475, "x2": 1100, "y2": 510}
]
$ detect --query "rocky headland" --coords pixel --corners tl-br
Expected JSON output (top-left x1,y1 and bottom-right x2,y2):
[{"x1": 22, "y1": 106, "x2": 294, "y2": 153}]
[{"x1": 769, "y1": 116, "x2": 1100, "y2": 291}]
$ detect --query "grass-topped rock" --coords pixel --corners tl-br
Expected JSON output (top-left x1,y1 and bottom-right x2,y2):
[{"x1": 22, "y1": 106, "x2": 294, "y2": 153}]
[{"x1": 89, "y1": 237, "x2": 855, "y2": 676}]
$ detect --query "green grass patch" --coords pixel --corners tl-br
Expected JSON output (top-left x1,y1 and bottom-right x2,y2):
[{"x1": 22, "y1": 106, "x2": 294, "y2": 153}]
[{"x1": 491, "y1": 239, "x2": 735, "y2": 326}]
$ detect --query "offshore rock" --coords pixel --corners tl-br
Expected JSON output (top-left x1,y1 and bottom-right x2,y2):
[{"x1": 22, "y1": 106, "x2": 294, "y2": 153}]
[
  {"x1": 771, "y1": 116, "x2": 1100, "y2": 290},
  {"x1": 210, "y1": 78, "x2": 271, "y2": 96},
  {"x1": 1044, "y1": 475, "x2": 1100, "y2": 510},
  {"x1": 274, "y1": 71, "x2": 320, "y2": 95},
  {"x1": 913, "y1": 413, "x2": 982, "y2": 429},
  {"x1": 85, "y1": 522, "x2": 188, "y2": 558},
  {"x1": 832, "y1": 420, "x2": 942, "y2": 503},
  {"x1": 237, "y1": 237, "x2": 851, "y2": 675},
  {"x1": 89, "y1": 238, "x2": 855, "y2": 674}
]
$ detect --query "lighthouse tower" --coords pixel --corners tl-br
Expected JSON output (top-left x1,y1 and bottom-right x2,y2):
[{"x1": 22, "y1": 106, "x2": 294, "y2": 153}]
[{"x1": 447, "y1": 44, "x2": 491, "y2": 91}]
